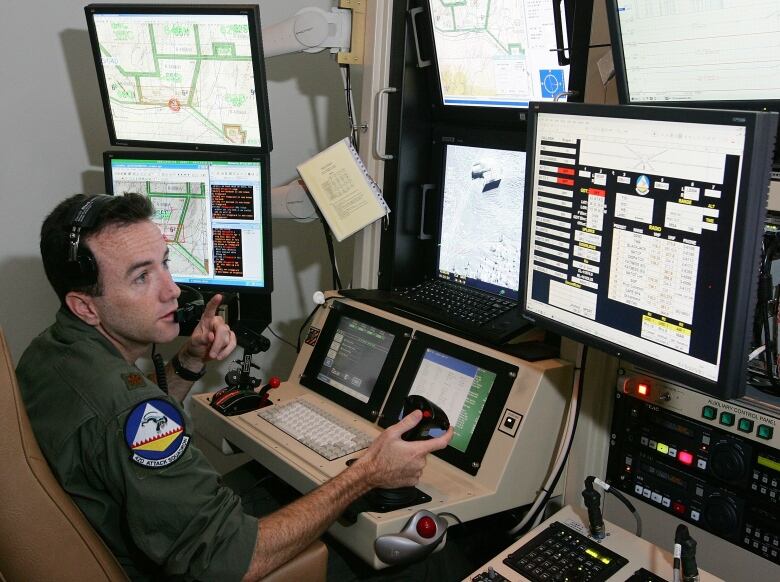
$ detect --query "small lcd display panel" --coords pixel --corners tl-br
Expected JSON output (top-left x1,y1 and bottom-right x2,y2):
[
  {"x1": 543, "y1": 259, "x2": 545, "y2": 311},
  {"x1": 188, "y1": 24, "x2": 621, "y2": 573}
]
[
  {"x1": 301, "y1": 302, "x2": 412, "y2": 421},
  {"x1": 104, "y1": 151, "x2": 272, "y2": 295},
  {"x1": 427, "y1": 0, "x2": 570, "y2": 109},
  {"x1": 521, "y1": 102, "x2": 777, "y2": 399},
  {"x1": 86, "y1": 4, "x2": 272, "y2": 153},
  {"x1": 380, "y1": 332, "x2": 517, "y2": 475}
]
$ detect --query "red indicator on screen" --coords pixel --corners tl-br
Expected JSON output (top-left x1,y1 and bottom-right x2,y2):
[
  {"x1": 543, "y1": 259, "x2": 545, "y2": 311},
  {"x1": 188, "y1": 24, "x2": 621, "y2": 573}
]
[
  {"x1": 588, "y1": 188, "x2": 606, "y2": 197},
  {"x1": 557, "y1": 177, "x2": 574, "y2": 186},
  {"x1": 558, "y1": 167, "x2": 575, "y2": 176},
  {"x1": 678, "y1": 451, "x2": 694, "y2": 465}
]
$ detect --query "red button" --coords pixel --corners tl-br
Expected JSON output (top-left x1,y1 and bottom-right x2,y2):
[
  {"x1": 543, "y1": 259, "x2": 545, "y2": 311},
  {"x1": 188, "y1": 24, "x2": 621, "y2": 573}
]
[
  {"x1": 423, "y1": 410, "x2": 432, "y2": 418},
  {"x1": 416, "y1": 516, "x2": 437, "y2": 539},
  {"x1": 672, "y1": 502, "x2": 686, "y2": 515},
  {"x1": 269, "y1": 376, "x2": 281, "y2": 388},
  {"x1": 678, "y1": 451, "x2": 694, "y2": 465}
]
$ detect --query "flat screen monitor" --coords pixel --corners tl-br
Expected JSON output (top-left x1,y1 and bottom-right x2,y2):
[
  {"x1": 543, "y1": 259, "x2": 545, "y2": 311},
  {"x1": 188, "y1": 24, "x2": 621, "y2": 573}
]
[
  {"x1": 104, "y1": 151, "x2": 273, "y2": 295},
  {"x1": 426, "y1": 0, "x2": 571, "y2": 110},
  {"x1": 301, "y1": 302, "x2": 412, "y2": 421},
  {"x1": 521, "y1": 102, "x2": 777, "y2": 399},
  {"x1": 379, "y1": 332, "x2": 517, "y2": 475},
  {"x1": 86, "y1": 4, "x2": 272, "y2": 153},
  {"x1": 434, "y1": 127, "x2": 527, "y2": 300},
  {"x1": 606, "y1": 0, "x2": 780, "y2": 110}
]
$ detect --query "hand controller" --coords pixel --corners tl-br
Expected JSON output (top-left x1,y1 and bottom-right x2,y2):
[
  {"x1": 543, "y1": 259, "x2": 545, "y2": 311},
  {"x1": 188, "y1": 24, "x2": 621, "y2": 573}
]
[{"x1": 401, "y1": 395, "x2": 450, "y2": 441}]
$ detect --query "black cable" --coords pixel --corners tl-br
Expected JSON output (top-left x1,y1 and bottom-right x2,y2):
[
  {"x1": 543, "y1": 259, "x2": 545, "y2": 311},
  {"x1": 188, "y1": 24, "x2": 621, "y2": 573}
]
[
  {"x1": 151, "y1": 344, "x2": 168, "y2": 394},
  {"x1": 266, "y1": 326, "x2": 297, "y2": 351},
  {"x1": 515, "y1": 345, "x2": 588, "y2": 535},
  {"x1": 321, "y1": 218, "x2": 343, "y2": 290}
]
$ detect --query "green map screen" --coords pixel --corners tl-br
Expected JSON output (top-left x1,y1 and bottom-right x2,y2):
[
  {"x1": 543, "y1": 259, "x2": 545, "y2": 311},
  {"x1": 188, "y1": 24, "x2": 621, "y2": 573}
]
[
  {"x1": 87, "y1": 6, "x2": 271, "y2": 151},
  {"x1": 408, "y1": 349, "x2": 497, "y2": 453}
]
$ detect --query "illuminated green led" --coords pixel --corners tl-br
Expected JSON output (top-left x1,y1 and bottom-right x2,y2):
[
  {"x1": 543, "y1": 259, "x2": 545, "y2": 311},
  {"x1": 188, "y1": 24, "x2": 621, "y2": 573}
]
[
  {"x1": 601, "y1": 557, "x2": 611, "y2": 564},
  {"x1": 586, "y1": 549, "x2": 598, "y2": 558},
  {"x1": 657, "y1": 443, "x2": 669, "y2": 455}
]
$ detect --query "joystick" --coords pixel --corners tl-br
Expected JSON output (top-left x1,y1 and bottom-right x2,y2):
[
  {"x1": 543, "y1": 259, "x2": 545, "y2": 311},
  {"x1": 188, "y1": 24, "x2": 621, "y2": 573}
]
[
  {"x1": 374, "y1": 509, "x2": 449, "y2": 565},
  {"x1": 400, "y1": 395, "x2": 450, "y2": 441}
]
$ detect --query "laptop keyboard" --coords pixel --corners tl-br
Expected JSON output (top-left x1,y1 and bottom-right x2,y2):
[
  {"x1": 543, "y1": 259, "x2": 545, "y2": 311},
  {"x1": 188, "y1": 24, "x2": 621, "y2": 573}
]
[{"x1": 399, "y1": 280, "x2": 515, "y2": 326}]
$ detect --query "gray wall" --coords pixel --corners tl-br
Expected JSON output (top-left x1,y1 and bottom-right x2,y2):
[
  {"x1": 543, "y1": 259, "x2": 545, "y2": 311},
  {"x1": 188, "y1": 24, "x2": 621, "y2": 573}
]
[{"x1": 0, "y1": 0, "x2": 355, "y2": 387}]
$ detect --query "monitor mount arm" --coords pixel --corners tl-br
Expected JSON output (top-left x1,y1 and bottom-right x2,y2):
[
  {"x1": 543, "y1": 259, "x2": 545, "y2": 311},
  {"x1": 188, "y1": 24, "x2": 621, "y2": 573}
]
[{"x1": 262, "y1": 7, "x2": 352, "y2": 58}]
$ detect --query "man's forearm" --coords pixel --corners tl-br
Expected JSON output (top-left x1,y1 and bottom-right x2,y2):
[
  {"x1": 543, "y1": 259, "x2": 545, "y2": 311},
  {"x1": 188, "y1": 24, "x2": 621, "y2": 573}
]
[{"x1": 242, "y1": 462, "x2": 375, "y2": 580}]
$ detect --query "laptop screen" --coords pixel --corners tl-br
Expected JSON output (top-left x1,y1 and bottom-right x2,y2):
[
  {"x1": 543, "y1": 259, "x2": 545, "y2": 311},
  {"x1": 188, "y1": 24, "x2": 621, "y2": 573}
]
[{"x1": 437, "y1": 143, "x2": 527, "y2": 300}]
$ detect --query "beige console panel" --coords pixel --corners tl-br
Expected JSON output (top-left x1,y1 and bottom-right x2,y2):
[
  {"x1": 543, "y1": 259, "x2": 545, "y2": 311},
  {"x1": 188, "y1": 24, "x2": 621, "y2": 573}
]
[{"x1": 192, "y1": 297, "x2": 573, "y2": 568}]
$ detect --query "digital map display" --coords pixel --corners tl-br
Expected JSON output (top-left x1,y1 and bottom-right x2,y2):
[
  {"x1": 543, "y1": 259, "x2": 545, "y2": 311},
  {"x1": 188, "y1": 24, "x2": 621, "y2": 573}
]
[
  {"x1": 93, "y1": 12, "x2": 263, "y2": 147},
  {"x1": 430, "y1": 0, "x2": 568, "y2": 107}
]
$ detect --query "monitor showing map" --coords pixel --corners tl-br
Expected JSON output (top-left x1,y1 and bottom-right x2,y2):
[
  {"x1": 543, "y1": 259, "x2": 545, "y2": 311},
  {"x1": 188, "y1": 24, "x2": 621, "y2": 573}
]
[
  {"x1": 104, "y1": 151, "x2": 273, "y2": 294},
  {"x1": 427, "y1": 0, "x2": 570, "y2": 109},
  {"x1": 86, "y1": 4, "x2": 272, "y2": 153},
  {"x1": 521, "y1": 102, "x2": 777, "y2": 399}
]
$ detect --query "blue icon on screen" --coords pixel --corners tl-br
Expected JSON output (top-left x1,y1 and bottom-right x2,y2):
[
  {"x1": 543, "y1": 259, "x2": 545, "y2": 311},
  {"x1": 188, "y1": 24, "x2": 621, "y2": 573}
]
[{"x1": 540, "y1": 69, "x2": 566, "y2": 98}]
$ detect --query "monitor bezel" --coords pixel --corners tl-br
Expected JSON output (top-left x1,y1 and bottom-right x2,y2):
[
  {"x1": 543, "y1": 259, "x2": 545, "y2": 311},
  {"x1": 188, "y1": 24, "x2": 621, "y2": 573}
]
[
  {"x1": 421, "y1": 0, "x2": 587, "y2": 126},
  {"x1": 606, "y1": 0, "x2": 780, "y2": 116},
  {"x1": 379, "y1": 331, "x2": 518, "y2": 475},
  {"x1": 431, "y1": 124, "x2": 528, "y2": 299},
  {"x1": 520, "y1": 101, "x2": 776, "y2": 399},
  {"x1": 103, "y1": 149, "x2": 274, "y2": 295},
  {"x1": 85, "y1": 4, "x2": 273, "y2": 154},
  {"x1": 300, "y1": 302, "x2": 413, "y2": 422}
]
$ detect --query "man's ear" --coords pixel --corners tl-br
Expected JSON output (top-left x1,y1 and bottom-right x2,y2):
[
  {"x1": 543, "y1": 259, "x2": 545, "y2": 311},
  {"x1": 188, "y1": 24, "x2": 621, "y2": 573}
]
[{"x1": 65, "y1": 292, "x2": 101, "y2": 326}]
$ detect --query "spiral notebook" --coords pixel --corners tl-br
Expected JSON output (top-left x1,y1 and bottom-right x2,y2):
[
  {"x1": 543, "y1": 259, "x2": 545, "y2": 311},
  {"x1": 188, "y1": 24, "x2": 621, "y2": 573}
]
[{"x1": 297, "y1": 138, "x2": 390, "y2": 241}]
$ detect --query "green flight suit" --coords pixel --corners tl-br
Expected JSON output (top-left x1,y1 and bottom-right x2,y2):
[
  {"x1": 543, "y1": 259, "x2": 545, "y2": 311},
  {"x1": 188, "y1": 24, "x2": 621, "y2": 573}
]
[{"x1": 16, "y1": 308, "x2": 257, "y2": 581}]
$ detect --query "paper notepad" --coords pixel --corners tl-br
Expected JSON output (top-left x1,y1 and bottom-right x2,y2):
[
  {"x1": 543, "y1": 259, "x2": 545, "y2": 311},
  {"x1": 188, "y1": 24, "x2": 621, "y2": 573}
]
[{"x1": 297, "y1": 138, "x2": 389, "y2": 241}]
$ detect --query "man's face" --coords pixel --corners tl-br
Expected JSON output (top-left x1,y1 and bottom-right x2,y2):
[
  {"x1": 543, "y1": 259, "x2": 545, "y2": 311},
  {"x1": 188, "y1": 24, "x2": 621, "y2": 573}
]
[{"x1": 87, "y1": 220, "x2": 181, "y2": 358}]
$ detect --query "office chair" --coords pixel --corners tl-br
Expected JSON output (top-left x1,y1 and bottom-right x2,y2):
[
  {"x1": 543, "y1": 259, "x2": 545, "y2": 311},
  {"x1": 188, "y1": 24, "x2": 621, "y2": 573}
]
[{"x1": 0, "y1": 326, "x2": 326, "y2": 581}]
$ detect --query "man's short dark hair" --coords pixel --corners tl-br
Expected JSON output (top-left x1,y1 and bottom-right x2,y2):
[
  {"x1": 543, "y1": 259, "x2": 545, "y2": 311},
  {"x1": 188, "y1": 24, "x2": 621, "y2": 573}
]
[{"x1": 41, "y1": 193, "x2": 154, "y2": 304}]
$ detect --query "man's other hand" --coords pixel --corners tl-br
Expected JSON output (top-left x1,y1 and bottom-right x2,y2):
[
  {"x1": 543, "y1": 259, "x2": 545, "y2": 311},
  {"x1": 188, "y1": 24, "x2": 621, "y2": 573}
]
[{"x1": 181, "y1": 294, "x2": 237, "y2": 365}]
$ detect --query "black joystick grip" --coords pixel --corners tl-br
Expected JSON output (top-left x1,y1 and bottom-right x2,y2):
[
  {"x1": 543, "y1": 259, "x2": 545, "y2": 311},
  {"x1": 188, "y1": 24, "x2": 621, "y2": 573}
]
[{"x1": 401, "y1": 395, "x2": 450, "y2": 441}]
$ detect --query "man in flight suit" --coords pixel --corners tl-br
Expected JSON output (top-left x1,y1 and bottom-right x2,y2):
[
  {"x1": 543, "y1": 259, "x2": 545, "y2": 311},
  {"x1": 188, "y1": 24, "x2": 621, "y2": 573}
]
[{"x1": 16, "y1": 193, "x2": 453, "y2": 581}]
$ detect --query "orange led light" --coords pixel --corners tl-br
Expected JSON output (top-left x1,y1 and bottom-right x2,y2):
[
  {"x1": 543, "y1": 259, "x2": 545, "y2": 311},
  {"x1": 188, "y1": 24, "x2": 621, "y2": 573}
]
[{"x1": 637, "y1": 383, "x2": 650, "y2": 396}]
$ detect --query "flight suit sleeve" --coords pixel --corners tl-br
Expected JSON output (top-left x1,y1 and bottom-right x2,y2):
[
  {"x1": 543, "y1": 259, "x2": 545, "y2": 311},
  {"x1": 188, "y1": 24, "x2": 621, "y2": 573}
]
[{"x1": 101, "y1": 397, "x2": 258, "y2": 581}]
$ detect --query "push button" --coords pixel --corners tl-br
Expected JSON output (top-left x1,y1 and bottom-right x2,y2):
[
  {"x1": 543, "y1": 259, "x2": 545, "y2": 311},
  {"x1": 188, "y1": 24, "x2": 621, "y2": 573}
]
[
  {"x1": 757, "y1": 425, "x2": 774, "y2": 440},
  {"x1": 702, "y1": 405, "x2": 717, "y2": 420},
  {"x1": 719, "y1": 411, "x2": 735, "y2": 427},
  {"x1": 738, "y1": 418, "x2": 754, "y2": 433}
]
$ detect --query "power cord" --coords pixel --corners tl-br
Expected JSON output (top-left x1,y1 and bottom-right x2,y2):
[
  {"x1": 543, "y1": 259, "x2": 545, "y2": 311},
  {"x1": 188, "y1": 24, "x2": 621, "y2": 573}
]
[
  {"x1": 674, "y1": 524, "x2": 700, "y2": 582},
  {"x1": 507, "y1": 343, "x2": 588, "y2": 537}
]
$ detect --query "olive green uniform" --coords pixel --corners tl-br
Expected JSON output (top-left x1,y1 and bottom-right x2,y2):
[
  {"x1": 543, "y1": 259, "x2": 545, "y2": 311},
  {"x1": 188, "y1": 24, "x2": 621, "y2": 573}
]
[{"x1": 16, "y1": 309, "x2": 257, "y2": 581}]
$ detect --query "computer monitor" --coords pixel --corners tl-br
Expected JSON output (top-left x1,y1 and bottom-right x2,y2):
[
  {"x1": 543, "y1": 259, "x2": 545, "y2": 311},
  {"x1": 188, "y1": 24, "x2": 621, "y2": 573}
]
[
  {"x1": 104, "y1": 151, "x2": 273, "y2": 295},
  {"x1": 521, "y1": 102, "x2": 777, "y2": 399},
  {"x1": 85, "y1": 4, "x2": 272, "y2": 153},
  {"x1": 606, "y1": 0, "x2": 780, "y2": 110},
  {"x1": 434, "y1": 127, "x2": 527, "y2": 300},
  {"x1": 379, "y1": 331, "x2": 517, "y2": 475},
  {"x1": 425, "y1": 0, "x2": 577, "y2": 111},
  {"x1": 300, "y1": 302, "x2": 413, "y2": 421}
]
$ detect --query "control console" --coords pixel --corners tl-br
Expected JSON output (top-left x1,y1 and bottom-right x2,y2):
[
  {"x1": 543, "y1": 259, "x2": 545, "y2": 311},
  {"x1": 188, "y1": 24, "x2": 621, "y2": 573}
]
[{"x1": 606, "y1": 367, "x2": 780, "y2": 565}]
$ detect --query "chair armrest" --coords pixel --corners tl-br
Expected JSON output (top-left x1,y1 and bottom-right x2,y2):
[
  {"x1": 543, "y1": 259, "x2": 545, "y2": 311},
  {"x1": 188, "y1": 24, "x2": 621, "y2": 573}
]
[{"x1": 260, "y1": 540, "x2": 328, "y2": 582}]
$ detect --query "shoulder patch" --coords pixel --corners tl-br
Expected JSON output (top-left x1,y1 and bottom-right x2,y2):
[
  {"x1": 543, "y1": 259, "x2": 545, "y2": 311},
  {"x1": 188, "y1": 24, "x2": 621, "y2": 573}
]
[
  {"x1": 122, "y1": 372, "x2": 147, "y2": 390},
  {"x1": 123, "y1": 399, "x2": 189, "y2": 468}
]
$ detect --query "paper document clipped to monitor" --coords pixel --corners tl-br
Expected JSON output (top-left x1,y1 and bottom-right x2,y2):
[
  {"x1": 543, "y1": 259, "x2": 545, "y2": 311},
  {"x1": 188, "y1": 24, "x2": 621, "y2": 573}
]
[{"x1": 297, "y1": 138, "x2": 390, "y2": 241}]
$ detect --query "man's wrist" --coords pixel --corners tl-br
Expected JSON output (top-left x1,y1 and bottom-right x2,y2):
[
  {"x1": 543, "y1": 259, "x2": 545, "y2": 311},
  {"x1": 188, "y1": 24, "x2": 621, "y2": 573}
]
[{"x1": 171, "y1": 352, "x2": 206, "y2": 382}]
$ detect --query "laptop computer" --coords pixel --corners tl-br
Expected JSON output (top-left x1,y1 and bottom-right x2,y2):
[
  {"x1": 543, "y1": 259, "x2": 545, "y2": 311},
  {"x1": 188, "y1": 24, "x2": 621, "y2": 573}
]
[{"x1": 344, "y1": 128, "x2": 533, "y2": 346}]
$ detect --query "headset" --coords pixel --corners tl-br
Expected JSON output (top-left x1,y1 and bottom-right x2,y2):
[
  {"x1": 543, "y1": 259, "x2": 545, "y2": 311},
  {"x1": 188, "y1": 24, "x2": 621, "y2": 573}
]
[{"x1": 65, "y1": 194, "x2": 115, "y2": 287}]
